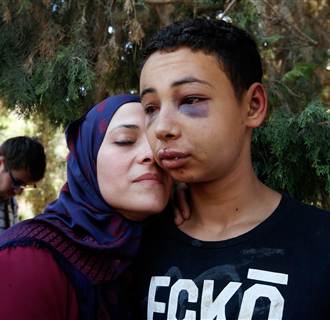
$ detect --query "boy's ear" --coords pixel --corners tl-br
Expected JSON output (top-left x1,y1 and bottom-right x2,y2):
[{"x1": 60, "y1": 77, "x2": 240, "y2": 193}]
[{"x1": 244, "y1": 82, "x2": 268, "y2": 128}]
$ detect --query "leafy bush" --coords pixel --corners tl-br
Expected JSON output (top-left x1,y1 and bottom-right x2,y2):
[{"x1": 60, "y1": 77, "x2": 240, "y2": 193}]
[{"x1": 253, "y1": 101, "x2": 330, "y2": 209}]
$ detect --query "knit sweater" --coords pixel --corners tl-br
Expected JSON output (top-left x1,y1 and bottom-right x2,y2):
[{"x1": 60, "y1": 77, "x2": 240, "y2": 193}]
[{"x1": 0, "y1": 219, "x2": 133, "y2": 320}]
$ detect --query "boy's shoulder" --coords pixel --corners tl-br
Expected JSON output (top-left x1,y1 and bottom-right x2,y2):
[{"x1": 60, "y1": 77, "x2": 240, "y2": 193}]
[
  {"x1": 285, "y1": 194, "x2": 330, "y2": 220},
  {"x1": 282, "y1": 194, "x2": 330, "y2": 240}
]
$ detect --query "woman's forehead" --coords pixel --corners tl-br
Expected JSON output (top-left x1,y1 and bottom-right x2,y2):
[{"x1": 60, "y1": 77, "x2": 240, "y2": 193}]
[{"x1": 107, "y1": 102, "x2": 144, "y2": 129}]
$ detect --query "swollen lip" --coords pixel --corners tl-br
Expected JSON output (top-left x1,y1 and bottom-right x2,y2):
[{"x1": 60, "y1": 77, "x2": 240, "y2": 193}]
[
  {"x1": 158, "y1": 149, "x2": 190, "y2": 170},
  {"x1": 159, "y1": 156, "x2": 189, "y2": 170}
]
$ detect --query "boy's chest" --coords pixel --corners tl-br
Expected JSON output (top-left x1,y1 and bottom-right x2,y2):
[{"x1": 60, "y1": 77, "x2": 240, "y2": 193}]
[{"x1": 136, "y1": 242, "x2": 330, "y2": 320}]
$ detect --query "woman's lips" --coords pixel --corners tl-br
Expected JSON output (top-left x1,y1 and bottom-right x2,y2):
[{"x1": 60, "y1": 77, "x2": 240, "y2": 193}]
[
  {"x1": 158, "y1": 149, "x2": 190, "y2": 170},
  {"x1": 133, "y1": 173, "x2": 163, "y2": 183}
]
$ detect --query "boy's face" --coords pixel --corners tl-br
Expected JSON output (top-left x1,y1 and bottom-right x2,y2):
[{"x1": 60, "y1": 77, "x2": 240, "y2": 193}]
[
  {"x1": 140, "y1": 48, "x2": 253, "y2": 183},
  {"x1": 0, "y1": 156, "x2": 34, "y2": 200}
]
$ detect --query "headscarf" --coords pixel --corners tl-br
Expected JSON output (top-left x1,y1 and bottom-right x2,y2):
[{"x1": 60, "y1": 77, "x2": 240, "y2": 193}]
[{"x1": 37, "y1": 94, "x2": 141, "y2": 259}]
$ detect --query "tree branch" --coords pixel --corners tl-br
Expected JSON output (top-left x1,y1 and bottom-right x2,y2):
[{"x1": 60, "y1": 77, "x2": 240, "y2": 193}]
[
  {"x1": 218, "y1": 0, "x2": 237, "y2": 20},
  {"x1": 261, "y1": 0, "x2": 318, "y2": 46}
]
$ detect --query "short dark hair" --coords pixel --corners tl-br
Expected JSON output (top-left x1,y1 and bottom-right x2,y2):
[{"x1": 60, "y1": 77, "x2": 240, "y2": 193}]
[
  {"x1": 0, "y1": 136, "x2": 46, "y2": 181},
  {"x1": 142, "y1": 18, "x2": 263, "y2": 100}
]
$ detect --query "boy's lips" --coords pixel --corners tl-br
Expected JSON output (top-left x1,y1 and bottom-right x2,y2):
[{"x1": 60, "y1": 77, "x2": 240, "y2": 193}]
[{"x1": 157, "y1": 149, "x2": 190, "y2": 170}]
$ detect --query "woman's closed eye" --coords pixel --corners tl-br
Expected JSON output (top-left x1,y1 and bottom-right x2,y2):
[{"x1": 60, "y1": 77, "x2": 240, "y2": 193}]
[{"x1": 114, "y1": 140, "x2": 136, "y2": 146}]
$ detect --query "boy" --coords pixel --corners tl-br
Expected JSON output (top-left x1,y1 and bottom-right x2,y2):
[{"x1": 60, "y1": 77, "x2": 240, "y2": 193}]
[
  {"x1": 0, "y1": 136, "x2": 46, "y2": 233},
  {"x1": 136, "y1": 18, "x2": 330, "y2": 319}
]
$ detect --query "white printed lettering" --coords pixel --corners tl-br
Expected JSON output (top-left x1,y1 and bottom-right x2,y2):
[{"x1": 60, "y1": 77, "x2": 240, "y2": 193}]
[
  {"x1": 148, "y1": 276, "x2": 171, "y2": 319},
  {"x1": 201, "y1": 280, "x2": 242, "y2": 320},
  {"x1": 238, "y1": 284, "x2": 285, "y2": 320},
  {"x1": 167, "y1": 279, "x2": 198, "y2": 320},
  {"x1": 146, "y1": 268, "x2": 288, "y2": 320},
  {"x1": 248, "y1": 268, "x2": 288, "y2": 285}
]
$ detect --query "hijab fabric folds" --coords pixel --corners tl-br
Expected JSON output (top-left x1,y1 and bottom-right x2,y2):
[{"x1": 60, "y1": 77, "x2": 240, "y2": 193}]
[{"x1": 37, "y1": 95, "x2": 141, "y2": 257}]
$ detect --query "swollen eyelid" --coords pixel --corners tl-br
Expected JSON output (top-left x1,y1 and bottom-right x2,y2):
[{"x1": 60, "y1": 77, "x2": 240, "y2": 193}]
[{"x1": 186, "y1": 97, "x2": 202, "y2": 104}]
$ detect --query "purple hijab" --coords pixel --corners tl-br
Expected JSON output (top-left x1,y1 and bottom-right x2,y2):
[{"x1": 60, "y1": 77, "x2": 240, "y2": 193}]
[{"x1": 37, "y1": 94, "x2": 141, "y2": 258}]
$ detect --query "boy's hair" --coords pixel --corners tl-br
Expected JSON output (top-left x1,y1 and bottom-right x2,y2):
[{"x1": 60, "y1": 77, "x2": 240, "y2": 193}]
[
  {"x1": 142, "y1": 18, "x2": 263, "y2": 100},
  {"x1": 0, "y1": 136, "x2": 46, "y2": 181}
]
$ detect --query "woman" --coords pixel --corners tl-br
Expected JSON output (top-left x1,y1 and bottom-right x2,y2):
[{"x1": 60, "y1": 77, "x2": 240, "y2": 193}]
[{"x1": 0, "y1": 95, "x2": 173, "y2": 320}]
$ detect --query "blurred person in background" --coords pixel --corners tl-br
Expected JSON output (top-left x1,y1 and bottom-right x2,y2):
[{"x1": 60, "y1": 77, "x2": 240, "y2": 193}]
[{"x1": 0, "y1": 136, "x2": 46, "y2": 233}]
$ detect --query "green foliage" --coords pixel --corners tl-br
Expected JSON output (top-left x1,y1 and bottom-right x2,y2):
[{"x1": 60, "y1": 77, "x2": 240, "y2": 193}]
[
  {"x1": 282, "y1": 63, "x2": 317, "y2": 83},
  {"x1": 267, "y1": 62, "x2": 322, "y2": 116},
  {"x1": 0, "y1": 0, "x2": 329, "y2": 209},
  {"x1": 32, "y1": 42, "x2": 95, "y2": 124},
  {"x1": 253, "y1": 101, "x2": 330, "y2": 209},
  {"x1": 230, "y1": 0, "x2": 258, "y2": 30},
  {"x1": 0, "y1": 0, "x2": 96, "y2": 124},
  {"x1": 0, "y1": 5, "x2": 37, "y2": 115}
]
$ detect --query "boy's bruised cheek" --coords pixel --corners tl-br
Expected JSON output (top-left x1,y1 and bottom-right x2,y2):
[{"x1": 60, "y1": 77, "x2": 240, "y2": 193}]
[{"x1": 180, "y1": 102, "x2": 209, "y2": 118}]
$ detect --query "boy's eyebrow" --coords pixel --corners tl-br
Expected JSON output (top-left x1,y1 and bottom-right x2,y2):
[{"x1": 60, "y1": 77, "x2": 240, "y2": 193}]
[
  {"x1": 140, "y1": 76, "x2": 214, "y2": 99},
  {"x1": 110, "y1": 124, "x2": 139, "y2": 132},
  {"x1": 140, "y1": 87, "x2": 156, "y2": 100},
  {"x1": 171, "y1": 76, "x2": 214, "y2": 88}
]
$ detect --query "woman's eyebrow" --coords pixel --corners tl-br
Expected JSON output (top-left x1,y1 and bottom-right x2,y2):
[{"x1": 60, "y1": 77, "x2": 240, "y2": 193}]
[{"x1": 110, "y1": 124, "x2": 139, "y2": 132}]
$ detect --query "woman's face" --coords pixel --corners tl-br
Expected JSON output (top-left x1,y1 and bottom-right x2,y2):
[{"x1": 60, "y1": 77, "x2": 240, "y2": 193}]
[{"x1": 97, "y1": 102, "x2": 173, "y2": 221}]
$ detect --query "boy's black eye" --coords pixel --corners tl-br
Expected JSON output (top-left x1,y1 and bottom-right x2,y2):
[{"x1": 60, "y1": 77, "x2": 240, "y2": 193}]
[{"x1": 182, "y1": 97, "x2": 204, "y2": 104}]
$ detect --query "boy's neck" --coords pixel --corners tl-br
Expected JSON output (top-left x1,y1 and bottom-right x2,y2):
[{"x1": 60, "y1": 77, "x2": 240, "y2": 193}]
[{"x1": 179, "y1": 167, "x2": 281, "y2": 241}]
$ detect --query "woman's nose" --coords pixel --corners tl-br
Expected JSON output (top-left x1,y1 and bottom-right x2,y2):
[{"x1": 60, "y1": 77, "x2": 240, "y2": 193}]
[{"x1": 136, "y1": 138, "x2": 155, "y2": 165}]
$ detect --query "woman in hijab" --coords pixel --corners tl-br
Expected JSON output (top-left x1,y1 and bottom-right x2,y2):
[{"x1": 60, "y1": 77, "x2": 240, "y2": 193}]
[{"x1": 0, "y1": 95, "x2": 173, "y2": 320}]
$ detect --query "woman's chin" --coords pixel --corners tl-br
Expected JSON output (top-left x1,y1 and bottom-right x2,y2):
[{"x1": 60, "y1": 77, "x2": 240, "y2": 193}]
[{"x1": 118, "y1": 205, "x2": 165, "y2": 221}]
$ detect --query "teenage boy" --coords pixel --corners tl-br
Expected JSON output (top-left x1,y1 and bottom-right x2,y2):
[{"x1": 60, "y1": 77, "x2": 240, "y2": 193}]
[
  {"x1": 135, "y1": 19, "x2": 330, "y2": 319},
  {"x1": 0, "y1": 136, "x2": 46, "y2": 233}
]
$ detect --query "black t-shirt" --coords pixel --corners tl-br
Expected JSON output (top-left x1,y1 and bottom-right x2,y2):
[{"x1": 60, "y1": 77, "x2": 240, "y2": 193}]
[{"x1": 134, "y1": 194, "x2": 330, "y2": 319}]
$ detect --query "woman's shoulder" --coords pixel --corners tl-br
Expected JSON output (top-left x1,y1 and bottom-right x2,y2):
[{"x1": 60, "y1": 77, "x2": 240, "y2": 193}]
[
  {"x1": 0, "y1": 218, "x2": 43, "y2": 245},
  {"x1": 0, "y1": 246, "x2": 79, "y2": 319},
  {"x1": 0, "y1": 245, "x2": 66, "y2": 280}
]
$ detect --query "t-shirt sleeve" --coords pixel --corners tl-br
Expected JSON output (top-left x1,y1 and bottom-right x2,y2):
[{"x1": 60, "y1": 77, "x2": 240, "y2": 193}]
[{"x1": 0, "y1": 246, "x2": 79, "y2": 320}]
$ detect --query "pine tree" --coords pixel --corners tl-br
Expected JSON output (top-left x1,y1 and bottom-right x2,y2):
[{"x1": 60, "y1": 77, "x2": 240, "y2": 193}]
[{"x1": 0, "y1": 0, "x2": 329, "y2": 208}]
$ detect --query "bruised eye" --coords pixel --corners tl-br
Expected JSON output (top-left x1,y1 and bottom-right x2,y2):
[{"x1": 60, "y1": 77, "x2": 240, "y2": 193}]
[
  {"x1": 181, "y1": 96, "x2": 206, "y2": 105},
  {"x1": 179, "y1": 96, "x2": 209, "y2": 118}
]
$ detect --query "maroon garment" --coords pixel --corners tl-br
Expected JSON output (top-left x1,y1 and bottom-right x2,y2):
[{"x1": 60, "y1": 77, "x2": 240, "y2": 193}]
[
  {"x1": 0, "y1": 219, "x2": 134, "y2": 320},
  {"x1": 0, "y1": 246, "x2": 79, "y2": 320}
]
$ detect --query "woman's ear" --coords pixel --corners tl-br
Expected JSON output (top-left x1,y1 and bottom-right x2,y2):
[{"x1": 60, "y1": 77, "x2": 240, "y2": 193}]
[{"x1": 245, "y1": 82, "x2": 268, "y2": 128}]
